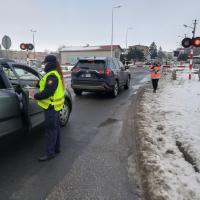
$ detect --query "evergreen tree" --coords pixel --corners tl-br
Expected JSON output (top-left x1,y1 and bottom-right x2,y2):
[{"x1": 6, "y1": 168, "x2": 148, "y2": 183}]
[
  {"x1": 149, "y1": 42, "x2": 158, "y2": 59},
  {"x1": 127, "y1": 47, "x2": 144, "y2": 63}
]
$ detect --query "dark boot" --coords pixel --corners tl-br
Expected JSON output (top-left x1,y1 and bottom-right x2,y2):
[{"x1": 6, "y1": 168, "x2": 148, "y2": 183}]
[{"x1": 38, "y1": 154, "x2": 55, "y2": 162}]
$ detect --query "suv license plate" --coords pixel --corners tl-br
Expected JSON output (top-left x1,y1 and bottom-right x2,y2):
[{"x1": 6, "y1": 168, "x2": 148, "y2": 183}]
[{"x1": 84, "y1": 73, "x2": 91, "y2": 78}]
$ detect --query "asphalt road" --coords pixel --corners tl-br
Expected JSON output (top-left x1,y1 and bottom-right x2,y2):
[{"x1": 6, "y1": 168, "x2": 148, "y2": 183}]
[{"x1": 0, "y1": 67, "x2": 149, "y2": 200}]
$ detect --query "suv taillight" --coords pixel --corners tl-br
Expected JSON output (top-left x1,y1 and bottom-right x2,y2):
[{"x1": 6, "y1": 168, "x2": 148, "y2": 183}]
[
  {"x1": 97, "y1": 69, "x2": 111, "y2": 76},
  {"x1": 104, "y1": 69, "x2": 110, "y2": 76},
  {"x1": 71, "y1": 67, "x2": 80, "y2": 73}
]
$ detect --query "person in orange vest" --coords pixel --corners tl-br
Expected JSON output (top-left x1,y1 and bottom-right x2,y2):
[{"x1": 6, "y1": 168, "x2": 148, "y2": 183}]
[{"x1": 150, "y1": 63, "x2": 161, "y2": 93}]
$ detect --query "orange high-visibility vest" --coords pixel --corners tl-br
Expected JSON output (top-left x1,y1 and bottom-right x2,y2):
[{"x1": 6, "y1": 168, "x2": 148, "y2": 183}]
[{"x1": 150, "y1": 65, "x2": 161, "y2": 79}]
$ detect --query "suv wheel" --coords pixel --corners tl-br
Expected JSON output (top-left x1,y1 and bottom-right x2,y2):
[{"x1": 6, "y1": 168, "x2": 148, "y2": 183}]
[
  {"x1": 60, "y1": 100, "x2": 71, "y2": 127},
  {"x1": 74, "y1": 89, "x2": 82, "y2": 95},
  {"x1": 124, "y1": 77, "x2": 130, "y2": 89},
  {"x1": 111, "y1": 81, "x2": 119, "y2": 97}
]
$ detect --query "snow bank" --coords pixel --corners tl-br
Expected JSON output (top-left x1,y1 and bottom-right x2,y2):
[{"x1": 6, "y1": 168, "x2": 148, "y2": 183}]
[{"x1": 136, "y1": 71, "x2": 200, "y2": 200}]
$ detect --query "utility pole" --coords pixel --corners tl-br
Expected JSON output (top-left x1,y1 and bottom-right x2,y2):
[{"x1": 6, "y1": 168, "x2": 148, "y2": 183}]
[
  {"x1": 183, "y1": 19, "x2": 197, "y2": 79},
  {"x1": 192, "y1": 19, "x2": 197, "y2": 38},
  {"x1": 111, "y1": 7, "x2": 114, "y2": 57},
  {"x1": 126, "y1": 27, "x2": 133, "y2": 49},
  {"x1": 189, "y1": 19, "x2": 197, "y2": 79},
  {"x1": 30, "y1": 29, "x2": 36, "y2": 59}
]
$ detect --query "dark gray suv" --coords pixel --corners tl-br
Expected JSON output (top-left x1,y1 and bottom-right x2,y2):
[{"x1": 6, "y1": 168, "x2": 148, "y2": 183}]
[{"x1": 71, "y1": 57, "x2": 131, "y2": 97}]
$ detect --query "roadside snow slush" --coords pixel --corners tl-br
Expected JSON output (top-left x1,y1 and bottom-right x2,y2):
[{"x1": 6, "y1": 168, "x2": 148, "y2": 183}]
[{"x1": 136, "y1": 70, "x2": 200, "y2": 200}]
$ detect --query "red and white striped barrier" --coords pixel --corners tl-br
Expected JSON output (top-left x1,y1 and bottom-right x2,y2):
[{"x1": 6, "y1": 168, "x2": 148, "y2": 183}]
[{"x1": 189, "y1": 47, "x2": 193, "y2": 80}]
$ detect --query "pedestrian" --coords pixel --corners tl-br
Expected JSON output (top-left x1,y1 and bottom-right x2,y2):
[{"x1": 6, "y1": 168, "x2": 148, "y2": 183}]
[
  {"x1": 33, "y1": 55, "x2": 65, "y2": 161},
  {"x1": 150, "y1": 63, "x2": 161, "y2": 93}
]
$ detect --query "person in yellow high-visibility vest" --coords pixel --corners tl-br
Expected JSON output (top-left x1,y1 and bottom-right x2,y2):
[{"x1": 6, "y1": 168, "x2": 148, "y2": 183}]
[
  {"x1": 33, "y1": 55, "x2": 65, "y2": 161},
  {"x1": 150, "y1": 63, "x2": 161, "y2": 93}
]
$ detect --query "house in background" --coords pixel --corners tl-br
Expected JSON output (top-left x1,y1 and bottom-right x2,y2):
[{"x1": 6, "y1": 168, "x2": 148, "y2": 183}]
[
  {"x1": 59, "y1": 45, "x2": 123, "y2": 65},
  {"x1": 128, "y1": 44, "x2": 150, "y2": 60}
]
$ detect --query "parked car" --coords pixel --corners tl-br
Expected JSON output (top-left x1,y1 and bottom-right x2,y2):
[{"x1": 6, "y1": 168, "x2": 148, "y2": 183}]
[
  {"x1": 0, "y1": 59, "x2": 72, "y2": 137},
  {"x1": 71, "y1": 57, "x2": 131, "y2": 97}
]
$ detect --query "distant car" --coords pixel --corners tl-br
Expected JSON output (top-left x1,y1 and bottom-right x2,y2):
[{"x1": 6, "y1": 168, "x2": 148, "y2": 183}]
[
  {"x1": 0, "y1": 59, "x2": 72, "y2": 137},
  {"x1": 162, "y1": 65, "x2": 171, "y2": 68},
  {"x1": 71, "y1": 57, "x2": 131, "y2": 97},
  {"x1": 136, "y1": 65, "x2": 144, "y2": 67}
]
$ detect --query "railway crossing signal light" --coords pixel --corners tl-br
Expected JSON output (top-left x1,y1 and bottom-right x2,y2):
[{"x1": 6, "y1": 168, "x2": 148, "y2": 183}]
[
  {"x1": 20, "y1": 43, "x2": 34, "y2": 50},
  {"x1": 181, "y1": 38, "x2": 192, "y2": 48},
  {"x1": 192, "y1": 37, "x2": 200, "y2": 47},
  {"x1": 20, "y1": 43, "x2": 27, "y2": 50},
  {"x1": 181, "y1": 37, "x2": 200, "y2": 48}
]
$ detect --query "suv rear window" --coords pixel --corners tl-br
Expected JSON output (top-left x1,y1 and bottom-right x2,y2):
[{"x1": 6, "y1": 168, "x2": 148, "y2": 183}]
[{"x1": 76, "y1": 60, "x2": 105, "y2": 70}]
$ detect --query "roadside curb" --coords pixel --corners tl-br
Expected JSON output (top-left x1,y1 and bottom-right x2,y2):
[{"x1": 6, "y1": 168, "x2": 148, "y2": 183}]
[
  {"x1": 126, "y1": 83, "x2": 149, "y2": 200},
  {"x1": 133, "y1": 86, "x2": 151, "y2": 200}
]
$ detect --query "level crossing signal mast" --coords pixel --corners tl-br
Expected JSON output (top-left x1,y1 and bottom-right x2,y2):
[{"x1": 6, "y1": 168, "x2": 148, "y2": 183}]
[
  {"x1": 182, "y1": 37, "x2": 200, "y2": 48},
  {"x1": 181, "y1": 37, "x2": 200, "y2": 80},
  {"x1": 20, "y1": 43, "x2": 34, "y2": 51}
]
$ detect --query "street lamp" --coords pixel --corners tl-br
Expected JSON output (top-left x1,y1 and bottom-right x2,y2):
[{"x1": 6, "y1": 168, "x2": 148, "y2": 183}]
[
  {"x1": 126, "y1": 27, "x2": 133, "y2": 50},
  {"x1": 183, "y1": 24, "x2": 193, "y2": 29},
  {"x1": 30, "y1": 29, "x2": 36, "y2": 59},
  {"x1": 111, "y1": 5, "x2": 122, "y2": 57}
]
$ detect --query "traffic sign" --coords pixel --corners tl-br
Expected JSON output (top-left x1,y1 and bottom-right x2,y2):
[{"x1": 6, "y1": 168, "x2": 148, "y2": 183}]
[
  {"x1": 2, "y1": 35, "x2": 11, "y2": 50},
  {"x1": 174, "y1": 51, "x2": 179, "y2": 57}
]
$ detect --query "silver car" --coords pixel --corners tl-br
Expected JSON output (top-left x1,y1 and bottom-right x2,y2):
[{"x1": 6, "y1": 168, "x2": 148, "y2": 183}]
[{"x1": 0, "y1": 59, "x2": 72, "y2": 137}]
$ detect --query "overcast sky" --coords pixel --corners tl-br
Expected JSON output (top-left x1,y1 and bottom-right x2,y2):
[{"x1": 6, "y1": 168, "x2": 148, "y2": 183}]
[{"x1": 0, "y1": 0, "x2": 199, "y2": 52}]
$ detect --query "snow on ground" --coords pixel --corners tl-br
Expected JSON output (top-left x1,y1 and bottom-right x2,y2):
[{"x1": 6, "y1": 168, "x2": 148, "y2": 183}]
[{"x1": 136, "y1": 70, "x2": 200, "y2": 200}]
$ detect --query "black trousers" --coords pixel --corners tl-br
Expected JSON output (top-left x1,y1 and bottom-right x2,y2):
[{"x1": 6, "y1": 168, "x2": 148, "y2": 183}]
[
  {"x1": 44, "y1": 106, "x2": 60, "y2": 156},
  {"x1": 152, "y1": 79, "x2": 159, "y2": 90}
]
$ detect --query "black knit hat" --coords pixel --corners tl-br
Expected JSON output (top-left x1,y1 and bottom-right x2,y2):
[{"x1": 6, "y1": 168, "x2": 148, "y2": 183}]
[{"x1": 42, "y1": 55, "x2": 57, "y2": 64}]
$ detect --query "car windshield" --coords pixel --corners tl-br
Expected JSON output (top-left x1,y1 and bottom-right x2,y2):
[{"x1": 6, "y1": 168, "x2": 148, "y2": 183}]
[{"x1": 76, "y1": 60, "x2": 105, "y2": 70}]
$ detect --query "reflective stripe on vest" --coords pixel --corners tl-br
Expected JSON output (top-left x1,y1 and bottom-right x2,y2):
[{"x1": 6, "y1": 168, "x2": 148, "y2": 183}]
[
  {"x1": 38, "y1": 70, "x2": 65, "y2": 111},
  {"x1": 150, "y1": 66, "x2": 161, "y2": 79}
]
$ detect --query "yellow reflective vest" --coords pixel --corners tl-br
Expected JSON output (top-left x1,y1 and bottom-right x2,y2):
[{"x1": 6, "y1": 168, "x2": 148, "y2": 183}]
[{"x1": 38, "y1": 70, "x2": 65, "y2": 111}]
